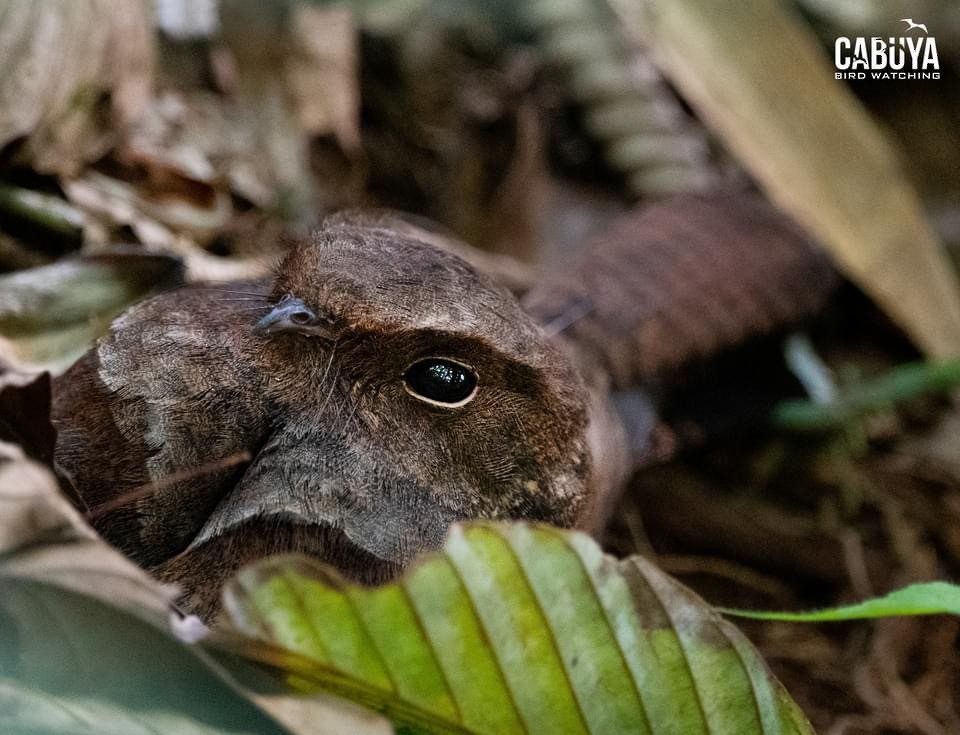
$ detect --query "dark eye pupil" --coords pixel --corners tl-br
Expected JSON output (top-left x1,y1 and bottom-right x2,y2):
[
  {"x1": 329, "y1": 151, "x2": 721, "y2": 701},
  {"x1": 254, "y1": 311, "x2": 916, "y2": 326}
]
[{"x1": 404, "y1": 359, "x2": 477, "y2": 405}]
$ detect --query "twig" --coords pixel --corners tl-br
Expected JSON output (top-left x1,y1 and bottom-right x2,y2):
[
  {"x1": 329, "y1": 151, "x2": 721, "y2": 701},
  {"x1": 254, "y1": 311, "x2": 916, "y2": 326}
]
[{"x1": 86, "y1": 451, "x2": 251, "y2": 519}]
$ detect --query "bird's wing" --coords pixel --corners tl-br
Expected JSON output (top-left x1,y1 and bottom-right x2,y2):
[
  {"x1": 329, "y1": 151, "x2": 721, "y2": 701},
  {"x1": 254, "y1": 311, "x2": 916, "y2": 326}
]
[{"x1": 52, "y1": 282, "x2": 272, "y2": 563}]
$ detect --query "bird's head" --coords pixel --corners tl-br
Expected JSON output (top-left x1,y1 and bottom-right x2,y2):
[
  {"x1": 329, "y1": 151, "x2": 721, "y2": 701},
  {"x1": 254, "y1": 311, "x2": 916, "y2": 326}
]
[{"x1": 156, "y1": 219, "x2": 591, "y2": 615}]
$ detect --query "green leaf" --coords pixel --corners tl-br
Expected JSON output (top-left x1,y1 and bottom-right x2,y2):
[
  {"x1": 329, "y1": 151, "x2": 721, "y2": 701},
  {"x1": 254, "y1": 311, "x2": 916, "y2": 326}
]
[
  {"x1": 0, "y1": 585, "x2": 288, "y2": 735},
  {"x1": 774, "y1": 358, "x2": 960, "y2": 432},
  {"x1": 222, "y1": 522, "x2": 813, "y2": 735},
  {"x1": 722, "y1": 581, "x2": 960, "y2": 622},
  {"x1": 0, "y1": 184, "x2": 84, "y2": 241},
  {"x1": 0, "y1": 251, "x2": 183, "y2": 374},
  {"x1": 0, "y1": 444, "x2": 373, "y2": 735},
  {"x1": 0, "y1": 679, "x2": 255, "y2": 735}
]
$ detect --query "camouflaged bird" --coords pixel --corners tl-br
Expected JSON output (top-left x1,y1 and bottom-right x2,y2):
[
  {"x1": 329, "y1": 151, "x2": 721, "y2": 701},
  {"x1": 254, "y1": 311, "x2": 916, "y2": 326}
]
[{"x1": 51, "y1": 193, "x2": 836, "y2": 618}]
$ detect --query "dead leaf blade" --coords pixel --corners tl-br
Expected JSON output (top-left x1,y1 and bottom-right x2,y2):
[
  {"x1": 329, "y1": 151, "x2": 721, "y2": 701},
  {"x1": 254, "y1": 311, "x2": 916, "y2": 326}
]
[{"x1": 619, "y1": 0, "x2": 960, "y2": 357}]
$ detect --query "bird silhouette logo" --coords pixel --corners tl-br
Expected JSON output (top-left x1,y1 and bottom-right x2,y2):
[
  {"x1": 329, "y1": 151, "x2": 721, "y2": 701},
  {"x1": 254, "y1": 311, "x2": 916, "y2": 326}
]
[{"x1": 900, "y1": 19, "x2": 929, "y2": 34}]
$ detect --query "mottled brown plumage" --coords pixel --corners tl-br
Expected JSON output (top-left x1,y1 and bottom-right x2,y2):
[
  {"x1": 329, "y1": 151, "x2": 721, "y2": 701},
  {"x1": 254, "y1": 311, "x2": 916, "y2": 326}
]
[
  {"x1": 52, "y1": 193, "x2": 835, "y2": 618},
  {"x1": 53, "y1": 217, "x2": 590, "y2": 616}
]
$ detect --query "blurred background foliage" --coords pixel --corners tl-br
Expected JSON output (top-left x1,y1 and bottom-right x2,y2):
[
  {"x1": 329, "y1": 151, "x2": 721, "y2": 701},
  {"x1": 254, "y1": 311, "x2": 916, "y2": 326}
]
[{"x1": 2, "y1": 0, "x2": 960, "y2": 732}]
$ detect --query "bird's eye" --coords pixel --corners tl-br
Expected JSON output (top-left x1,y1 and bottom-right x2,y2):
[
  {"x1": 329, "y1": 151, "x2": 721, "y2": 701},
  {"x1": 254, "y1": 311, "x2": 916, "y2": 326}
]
[
  {"x1": 403, "y1": 358, "x2": 478, "y2": 407},
  {"x1": 288, "y1": 308, "x2": 315, "y2": 325}
]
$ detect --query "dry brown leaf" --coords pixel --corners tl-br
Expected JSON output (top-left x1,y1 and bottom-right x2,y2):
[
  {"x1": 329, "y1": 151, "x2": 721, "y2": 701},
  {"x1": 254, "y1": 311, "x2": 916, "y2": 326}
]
[
  {"x1": 126, "y1": 88, "x2": 314, "y2": 217},
  {"x1": 64, "y1": 170, "x2": 232, "y2": 247},
  {"x1": 286, "y1": 4, "x2": 361, "y2": 152},
  {"x1": 0, "y1": 371, "x2": 56, "y2": 467},
  {"x1": 0, "y1": 441, "x2": 175, "y2": 622},
  {"x1": 617, "y1": 0, "x2": 960, "y2": 358},
  {"x1": 62, "y1": 171, "x2": 274, "y2": 283},
  {"x1": 0, "y1": 439, "x2": 391, "y2": 734},
  {"x1": 0, "y1": 0, "x2": 154, "y2": 177}
]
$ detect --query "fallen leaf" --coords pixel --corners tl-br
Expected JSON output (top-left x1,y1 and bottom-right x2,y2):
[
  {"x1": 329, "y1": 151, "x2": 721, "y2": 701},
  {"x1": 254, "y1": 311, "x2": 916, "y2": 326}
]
[
  {"x1": 0, "y1": 0, "x2": 154, "y2": 177},
  {"x1": 223, "y1": 522, "x2": 813, "y2": 734},
  {"x1": 286, "y1": 4, "x2": 361, "y2": 152},
  {"x1": 63, "y1": 170, "x2": 232, "y2": 247},
  {"x1": 0, "y1": 372, "x2": 56, "y2": 466},
  {"x1": 0, "y1": 250, "x2": 183, "y2": 374},
  {"x1": 0, "y1": 441, "x2": 382, "y2": 735},
  {"x1": 0, "y1": 441, "x2": 172, "y2": 619},
  {"x1": 0, "y1": 445, "x2": 292, "y2": 734},
  {"x1": 618, "y1": 0, "x2": 960, "y2": 358},
  {"x1": 0, "y1": 184, "x2": 86, "y2": 244},
  {"x1": 723, "y1": 580, "x2": 960, "y2": 621}
]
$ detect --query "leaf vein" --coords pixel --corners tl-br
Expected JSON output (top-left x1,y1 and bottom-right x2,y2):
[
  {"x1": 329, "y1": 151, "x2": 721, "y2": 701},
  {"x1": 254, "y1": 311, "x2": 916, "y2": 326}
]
[
  {"x1": 493, "y1": 526, "x2": 591, "y2": 735},
  {"x1": 626, "y1": 560, "x2": 712, "y2": 734},
  {"x1": 443, "y1": 546, "x2": 530, "y2": 734}
]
